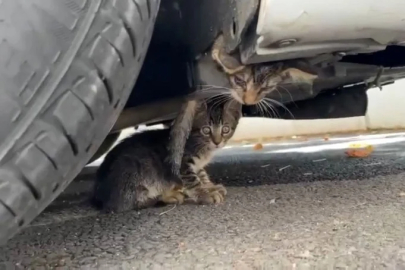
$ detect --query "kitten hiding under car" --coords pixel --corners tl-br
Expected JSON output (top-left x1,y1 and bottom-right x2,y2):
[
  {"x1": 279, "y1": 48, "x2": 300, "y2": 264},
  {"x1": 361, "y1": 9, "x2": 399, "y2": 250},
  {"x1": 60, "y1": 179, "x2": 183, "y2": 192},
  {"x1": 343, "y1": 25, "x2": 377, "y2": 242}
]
[
  {"x1": 165, "y1": 34, "x2": 319, "y2": 186},
  {"x1": 92, "y1": 99, "x2": 242, "y2": 213},
  {"x1": 211, "y1": 34, "x2": 318, "y2": 105}
]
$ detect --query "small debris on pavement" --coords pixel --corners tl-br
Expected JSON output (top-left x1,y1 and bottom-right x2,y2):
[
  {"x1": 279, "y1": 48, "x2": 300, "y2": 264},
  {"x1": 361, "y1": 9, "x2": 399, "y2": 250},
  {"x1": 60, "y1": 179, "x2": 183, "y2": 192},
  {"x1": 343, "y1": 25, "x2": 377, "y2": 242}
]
[
  {"x1": 261, "y1": 164, "x2": 271, "y2": 168},
  {"x1": 303, "y1": 172, "x2": 313, "y2": 176},
  {"x1": 399, "y1": 192, "x2": 405, "y2": 197},
  {"x1": 312, "y1": 158, "x2": 326, "y2": 162},
  {"x1": 363, "y1": 162, "x2": 382, "y2": 167},
  {"x1": 269, "y1": 198, "x2": 276, "y2": 204},
  {"x1": 273, "y1": 232, "x2": 283, "y2": 241},
  {"x1": 298, "y1": 136, "x2": 308, "y2": 141},
  {"x1": 347, "y1": 246, "x2": 357, "y2": 255},
  {"x1": 345, "y1": 144, "x2": 374, "y2": 158},
  {"x1": 159, "y1": 204, "x2": 177, "y2": 216},
  {"x1": 324, "y1": 136, "x2": 330, "y2": 141},
  {"x1": 279, "y1": 165, "x2": 291, "y2": 171},
  {"x1": 253, "y1": 143, "x2": 263, "y2": 150},
  {"x1": 295, "y1": 250, "x2": 313, "y2": 259}
]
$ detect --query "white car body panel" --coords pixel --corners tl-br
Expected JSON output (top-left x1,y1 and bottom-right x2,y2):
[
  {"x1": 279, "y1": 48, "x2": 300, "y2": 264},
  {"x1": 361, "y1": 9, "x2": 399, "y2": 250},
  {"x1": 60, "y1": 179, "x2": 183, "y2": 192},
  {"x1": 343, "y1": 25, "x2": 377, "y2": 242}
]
[{"x1": 241, "y1": 0, "x2": 405, "y2": 64}]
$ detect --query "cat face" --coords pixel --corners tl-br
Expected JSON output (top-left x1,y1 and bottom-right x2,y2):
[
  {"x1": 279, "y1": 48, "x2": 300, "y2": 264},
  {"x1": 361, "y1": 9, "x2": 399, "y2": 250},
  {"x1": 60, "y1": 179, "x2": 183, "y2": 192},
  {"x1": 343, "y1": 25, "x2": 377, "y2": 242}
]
[
  {"x1": 211, "y1": 35, "x2": 317, "y2": 105},
  {"x1": 229, "y1": 65, "x2": 319, "y2": 105},
  {"x1": 193, "y1": 100, "x2": 242, "y2": 149},
  {"x1": 227, "y1": 64, "x2": 283, "y2": 105}
]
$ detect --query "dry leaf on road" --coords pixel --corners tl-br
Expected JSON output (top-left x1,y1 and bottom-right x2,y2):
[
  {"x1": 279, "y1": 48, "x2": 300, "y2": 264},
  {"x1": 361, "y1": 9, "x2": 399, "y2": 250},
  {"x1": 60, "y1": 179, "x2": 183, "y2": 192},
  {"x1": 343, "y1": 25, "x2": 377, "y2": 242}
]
[
  {"x1": 345, "y1": 145, "x2": 374, "y2": 158},
  {"x1": 253, "y1": 143, "x2": 263, "y2": 150}
]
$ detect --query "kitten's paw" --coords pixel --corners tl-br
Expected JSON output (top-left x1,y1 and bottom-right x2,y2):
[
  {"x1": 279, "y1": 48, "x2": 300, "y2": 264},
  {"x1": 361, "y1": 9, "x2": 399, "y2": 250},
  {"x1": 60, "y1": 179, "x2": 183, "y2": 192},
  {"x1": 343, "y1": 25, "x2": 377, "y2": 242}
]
[
  {"x1": 161, "y1": 188, "x2": 185, "y2": 205},
  {"x1": 210, "y1": 183, "x2": 227, "y2": 196},
  {"x1": 188, "y1": 184, "x2": 227, "y2": 205}
]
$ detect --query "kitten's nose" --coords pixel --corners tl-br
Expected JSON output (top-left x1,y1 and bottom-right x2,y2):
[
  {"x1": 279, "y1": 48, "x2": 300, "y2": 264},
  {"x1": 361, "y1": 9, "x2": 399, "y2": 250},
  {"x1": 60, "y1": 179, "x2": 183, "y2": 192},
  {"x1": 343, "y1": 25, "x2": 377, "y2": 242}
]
[
  {"x1": 243, "y1": 92, "x2": 257, "y2": 105},
  {"x1": 213, "y1": 139, "x2": 222, "y2": 146}
]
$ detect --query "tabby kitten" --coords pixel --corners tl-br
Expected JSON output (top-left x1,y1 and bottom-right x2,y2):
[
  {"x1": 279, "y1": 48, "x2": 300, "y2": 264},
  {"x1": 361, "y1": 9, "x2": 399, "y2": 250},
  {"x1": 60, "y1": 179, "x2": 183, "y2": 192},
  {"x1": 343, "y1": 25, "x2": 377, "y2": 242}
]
[
  {"x1": 92, "y1": 99, "x2": 242, "y2": 212},
  {"x1": 181, "y1": 98, "x2": 242, "y2": 204},
  {"x1": 165, "y1": 35, "x2": 318, "y2": 181},
  {"x1": 211, "y1": 34, "x2": 318, "y2": 105}
]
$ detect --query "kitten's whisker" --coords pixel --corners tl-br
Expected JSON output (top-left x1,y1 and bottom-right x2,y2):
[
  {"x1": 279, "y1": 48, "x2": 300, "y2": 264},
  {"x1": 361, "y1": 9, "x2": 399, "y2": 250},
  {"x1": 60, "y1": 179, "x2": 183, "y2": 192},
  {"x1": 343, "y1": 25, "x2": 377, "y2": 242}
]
[
  {"x1": 276, "y1": 85, "x2": 294, "y2": 104},
  {"x1": 273, "y1": 88, "x2": 284, "y2": 102},
  {"x1": 217, "y1": 96, "x2": 233, "y2": 110},
  {"x1": 197, "y1": 88, "x2": 230, "y2": 94},
  {"x1": 264, "y1": 98, "x2": 289, "y2": 110},
  {"x1": 197, "y1": 84, "x2": 233, "y2": 91},
  {"x1": 196, "y1": 89, "x2": 227, "y2": 94},
  {"x1": 194, "y1": 85, "x2": 233, "y2": 99},
  {"x1": 197, "y1": 85, "x2": 225, "y2": 89},
  {"x1": 261, "y1": 100, "x2": 280, "y2": 119},
  {"x1": 197, "y1": 92, "x2": 231, "y2": 100},
  {"x1": 258, "y1": 100, "x2": 270, "y2": 118},
  {"x1": 208, "y1": 93, "x2": 229, "y2": 101},
  {"x1": 195, "y1": 87, "x2": 224, "y2": 93},
  {"x1": 260, "y1": 101, "x2": 269, "y2": 118},
  {"x1": 209, "y1": 94, "x2": 229, "y2": 103},
  {"x1": 255, "y1": 102, "x2": 264, "y2": 117},
  {"x1": 209, "y1": 96, "x2": 230, "y2": 113},
  {"x1": 210, "y1": 99, "x2": 226, "y2": 112},
  {"x1": 197, "y1": 86, "x2": 217, "y2": 90},
  {"x1": 226, "y1": 153, "x2": 242, "y2": 164},
  {"x1": 211, "y1": 92, "x2": 232, "y2": 98},
  {"x1": 198, "y1": 84, "x2": 229, "y2": 88},
  {"x1": 213, "y1": 96, "x2": 232, "y2": 110},
  {"x1": 275, "y1": 85, "x2": 299, "y2": 109},
  {"x1": 256, "y1": 102, "x2": 264, "y2": 116},
  {"x1": 264, "y1": 98, "x2": 295, "y2": 119},
  {"x1": 278, "y1": 81, "x2": 313, "y2": 87}
]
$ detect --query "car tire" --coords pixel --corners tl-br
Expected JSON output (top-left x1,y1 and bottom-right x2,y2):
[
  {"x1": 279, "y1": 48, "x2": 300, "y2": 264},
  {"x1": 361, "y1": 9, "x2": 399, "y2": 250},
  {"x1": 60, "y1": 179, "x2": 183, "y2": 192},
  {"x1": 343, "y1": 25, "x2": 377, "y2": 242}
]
[{"x1": 0, "y1": 0, "x2": 160, "y2": 244}]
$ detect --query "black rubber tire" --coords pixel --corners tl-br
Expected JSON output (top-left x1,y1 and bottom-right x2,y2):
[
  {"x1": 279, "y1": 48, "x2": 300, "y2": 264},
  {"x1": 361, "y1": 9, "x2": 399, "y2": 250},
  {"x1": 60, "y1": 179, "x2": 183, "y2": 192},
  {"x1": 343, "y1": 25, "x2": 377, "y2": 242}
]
[{"x1": 0, "y1": 0, "x2": 160, "y2": 244}]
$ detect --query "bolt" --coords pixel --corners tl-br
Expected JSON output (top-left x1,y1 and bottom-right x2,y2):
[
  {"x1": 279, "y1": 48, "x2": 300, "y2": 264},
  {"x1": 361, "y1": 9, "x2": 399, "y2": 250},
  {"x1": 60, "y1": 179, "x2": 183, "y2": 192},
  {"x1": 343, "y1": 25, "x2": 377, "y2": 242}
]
[{"x1": 277, "y1": 39, "x2": 297, "y2": 48}]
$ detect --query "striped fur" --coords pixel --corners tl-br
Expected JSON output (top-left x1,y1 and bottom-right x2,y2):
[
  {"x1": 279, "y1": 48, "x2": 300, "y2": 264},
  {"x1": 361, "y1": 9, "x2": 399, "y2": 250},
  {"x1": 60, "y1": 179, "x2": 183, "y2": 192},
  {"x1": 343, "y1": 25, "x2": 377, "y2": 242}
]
[{"x1": 92, "y1": 99, "x2": 241, "y2": 212}]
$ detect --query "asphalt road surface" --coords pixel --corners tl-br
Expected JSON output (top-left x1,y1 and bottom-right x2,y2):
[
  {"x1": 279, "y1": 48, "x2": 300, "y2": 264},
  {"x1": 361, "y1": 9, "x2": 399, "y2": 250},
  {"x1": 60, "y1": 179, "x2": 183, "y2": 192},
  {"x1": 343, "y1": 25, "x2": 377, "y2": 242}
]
[{"x1": 2, "y1": 132, "x2": 405, "y2": 269}]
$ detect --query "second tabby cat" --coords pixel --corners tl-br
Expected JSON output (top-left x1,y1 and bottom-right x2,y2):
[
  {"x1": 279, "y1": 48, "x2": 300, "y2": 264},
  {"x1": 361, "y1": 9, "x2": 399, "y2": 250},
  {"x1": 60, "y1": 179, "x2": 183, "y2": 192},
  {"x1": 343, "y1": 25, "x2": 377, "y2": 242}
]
[
  {"x1": 93, "y1": 99, "x2": 242, "y2": 213},
  {"x1": 211, "y1": 35, "x2": 318, "y2": 105}
]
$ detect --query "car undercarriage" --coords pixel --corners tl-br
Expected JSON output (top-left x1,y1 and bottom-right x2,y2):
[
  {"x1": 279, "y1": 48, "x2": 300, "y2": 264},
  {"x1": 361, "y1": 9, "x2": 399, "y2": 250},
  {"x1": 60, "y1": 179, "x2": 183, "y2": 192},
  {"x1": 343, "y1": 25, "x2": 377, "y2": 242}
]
[{"x1": 118, "y1": 0, "x2": 405, "y2": 130}]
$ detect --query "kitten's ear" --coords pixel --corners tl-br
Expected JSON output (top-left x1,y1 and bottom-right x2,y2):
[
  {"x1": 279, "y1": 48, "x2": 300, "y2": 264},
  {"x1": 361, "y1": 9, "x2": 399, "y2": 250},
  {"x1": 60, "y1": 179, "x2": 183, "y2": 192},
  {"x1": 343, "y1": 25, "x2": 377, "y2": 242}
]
[
  {"x1": 280, "y1": 68, "x2": 318, "y2": 84},
  {"x1": 280, "y1": 60, "x2": 318, "y2": 83},
  {"x1": 194, "y1": 100, "x2": 208, "y2": 117},
  {"x1": 211, "y1": 35, "x2": 246, "y2": 75},
  {"x1": 192, "y1": 101, "x2": 208, "y2": 127},
  {"x1": 223, "y1": 100, "x2": 242, "y2": 119},
  {"x1": 198, "y1": 100, "x2": 208, "y2": 111}
]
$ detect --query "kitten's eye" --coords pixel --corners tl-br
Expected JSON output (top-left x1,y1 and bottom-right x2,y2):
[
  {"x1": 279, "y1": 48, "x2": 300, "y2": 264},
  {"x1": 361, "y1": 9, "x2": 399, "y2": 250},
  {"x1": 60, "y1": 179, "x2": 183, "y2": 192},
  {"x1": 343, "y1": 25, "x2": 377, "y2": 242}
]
[
  {"x1": 234, "y1": 75, "x2": 245, "y2": 87},
  {"x1": 222, "y1": 126, "x2": 230, "y2": 134},
  {"x1": 201, "y1": 126, "x2": 211, "y2": 135}
]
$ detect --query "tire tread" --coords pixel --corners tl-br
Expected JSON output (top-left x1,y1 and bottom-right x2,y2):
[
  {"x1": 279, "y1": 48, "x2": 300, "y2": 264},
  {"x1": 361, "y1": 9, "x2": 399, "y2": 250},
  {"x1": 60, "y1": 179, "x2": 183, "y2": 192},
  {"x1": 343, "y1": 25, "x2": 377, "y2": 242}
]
[{"x1": 0, "y1": 0, "x2": 160, "y2": 244}]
